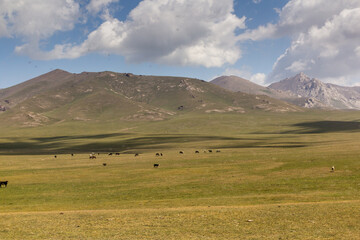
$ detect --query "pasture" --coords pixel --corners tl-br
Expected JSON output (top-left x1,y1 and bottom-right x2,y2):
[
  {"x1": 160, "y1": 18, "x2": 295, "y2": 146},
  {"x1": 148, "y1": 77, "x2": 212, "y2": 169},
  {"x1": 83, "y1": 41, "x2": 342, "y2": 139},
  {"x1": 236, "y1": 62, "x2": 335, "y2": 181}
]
[{"x1": 1, "y1": 111, "x2": 360, "y2": 239}]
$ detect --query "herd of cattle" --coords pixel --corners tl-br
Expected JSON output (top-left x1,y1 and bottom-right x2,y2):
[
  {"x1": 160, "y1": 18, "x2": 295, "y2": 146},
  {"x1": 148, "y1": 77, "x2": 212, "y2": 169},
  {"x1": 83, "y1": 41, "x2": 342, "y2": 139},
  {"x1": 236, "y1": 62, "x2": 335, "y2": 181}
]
[
  {"x1": 85, "y1": 149, "x2": 221, "y2": 160},
  {"x1": 1, "y1": 149, "x2": 222, "y2": 188},
  {"x1": 0, "y1": 150, "x2": 338, "y2": 189}
]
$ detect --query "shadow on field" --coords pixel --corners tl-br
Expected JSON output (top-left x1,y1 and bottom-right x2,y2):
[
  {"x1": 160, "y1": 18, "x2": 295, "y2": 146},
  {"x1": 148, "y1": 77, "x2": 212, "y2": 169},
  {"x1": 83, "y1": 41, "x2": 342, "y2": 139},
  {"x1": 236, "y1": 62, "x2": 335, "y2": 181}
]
[
  {"x1": 285, "y1": 121, "x2": 360, "y2": 134},
  {"x1": 30, "y1": 133, "x2": 130, "y2": 141},
  {"x1": 0, "y1": 133, "x2": 271, "y2": 155},
  {"x1": 66, "y1": 135, "x2": 258, "y2": 153},
  {"x1": 214, "y1": 141, "x2": 308, "y2": 149},
  {"x1": 0, "y1": 133, "x2": 131, "y2": 155}
]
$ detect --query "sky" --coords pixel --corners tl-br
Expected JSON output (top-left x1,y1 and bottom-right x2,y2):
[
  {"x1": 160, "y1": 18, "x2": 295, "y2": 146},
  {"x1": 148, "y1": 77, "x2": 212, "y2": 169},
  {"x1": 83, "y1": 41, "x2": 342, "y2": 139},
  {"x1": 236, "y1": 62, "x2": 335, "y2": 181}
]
[{"x1": 1, "y1": 0, "x2": 360, "y2": 89}]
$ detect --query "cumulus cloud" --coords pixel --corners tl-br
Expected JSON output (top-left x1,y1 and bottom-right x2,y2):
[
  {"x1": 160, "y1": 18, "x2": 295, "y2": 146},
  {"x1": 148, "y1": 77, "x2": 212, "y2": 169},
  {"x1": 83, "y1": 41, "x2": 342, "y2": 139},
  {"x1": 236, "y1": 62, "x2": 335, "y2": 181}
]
[
  {"x1": 239, "y1": 0, "x2": 360, "y2": 85},
  {"x1": 16, "y1": 0, "x2": 246, "y2": 68},
  {"x1": 86, "y1": 0, "x2": 119, "y2": 14},
  {"x1": 269, "y1": 7, "x2": 360, "y2": 84},
  {"x1": 0, "y1": 15, "x2": 8, "y2": 38},
  {"x1": 250, "y1": 73, "x2": 266, "y2": 85},
  {"x1": 240, "y1": 1, "x2": 360, "y2": 41},
  {"x1": 0, "y1": 0, "x2": 80, "y2": 40}
]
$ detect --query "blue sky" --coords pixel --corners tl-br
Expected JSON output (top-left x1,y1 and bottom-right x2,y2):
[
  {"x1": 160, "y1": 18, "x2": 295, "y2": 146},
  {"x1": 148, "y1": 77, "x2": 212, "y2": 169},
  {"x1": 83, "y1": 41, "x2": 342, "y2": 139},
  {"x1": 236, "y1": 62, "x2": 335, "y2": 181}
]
[{"x1": 1, "y1": 0, "x2": 360, "y2": 88}]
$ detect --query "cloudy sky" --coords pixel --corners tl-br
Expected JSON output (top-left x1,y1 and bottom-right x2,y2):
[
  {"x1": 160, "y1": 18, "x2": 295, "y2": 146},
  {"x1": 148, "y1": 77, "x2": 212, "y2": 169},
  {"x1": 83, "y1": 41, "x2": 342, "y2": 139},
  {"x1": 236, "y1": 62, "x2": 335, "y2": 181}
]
[{"x1": 1, "y1": 0, "x2": 360, "y2": 88}]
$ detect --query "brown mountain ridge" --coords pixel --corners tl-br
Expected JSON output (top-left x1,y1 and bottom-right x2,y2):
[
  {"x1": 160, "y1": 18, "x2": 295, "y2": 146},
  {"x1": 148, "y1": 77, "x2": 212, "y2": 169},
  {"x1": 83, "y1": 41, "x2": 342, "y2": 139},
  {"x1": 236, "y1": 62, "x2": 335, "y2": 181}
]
[{"x1": 0, "y1": 70, "x2": 301, "y2": 127}]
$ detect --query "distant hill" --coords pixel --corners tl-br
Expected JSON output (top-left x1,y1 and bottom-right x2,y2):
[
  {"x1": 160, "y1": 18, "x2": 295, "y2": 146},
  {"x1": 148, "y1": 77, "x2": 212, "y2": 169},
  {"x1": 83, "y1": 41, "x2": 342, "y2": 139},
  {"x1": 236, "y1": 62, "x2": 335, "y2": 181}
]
[
  {"x1": 0, "y1": 70, "x2": 301, "y2": 127},
  {"x1": 269, "y1": 73, "x2": 360, "y2": 110},
  {"x1": 211, "y1": 75, "x2": 298, "y2": 100},
  {"x1": 211, "y1": 76, "x2": 268, "y2": 95}
]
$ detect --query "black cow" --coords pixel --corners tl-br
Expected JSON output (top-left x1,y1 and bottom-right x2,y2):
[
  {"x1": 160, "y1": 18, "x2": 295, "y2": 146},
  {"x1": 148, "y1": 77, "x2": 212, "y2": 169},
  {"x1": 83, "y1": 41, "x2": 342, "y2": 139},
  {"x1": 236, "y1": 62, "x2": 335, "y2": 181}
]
[
  {"x1": 156, "y1": 153, "x2": 160, "y2": 156},
  {"x1": 135, "y1": 153, "x2": 139, "y2": 157},
  {"x1": 0, "y1": 181, "x2": 8, "y2": 188},
  {"x1": 115, "y1": 153, "x2": 120, "y2": 155},
  {"x1": 108, "y1": 153, "x2": 113, "y2": 156},
  {"x1": 195, "y1": 151, "x2": 199, "y2": 153},
  {"x1": 153, "y1": 164, "x2": 159, "y2": 168},
  {"x1": 208, "y1": 150, "x2": 213, "y2": 153},
  {"x1": 216, "y1": 150, "x2": 221, "y2": 153},
  {"x1": 179, "y1": 151, "x2": 184, "y2": 154},
  {"x1": 103, "y1": 163, "x2": 107, "y2": 166}
]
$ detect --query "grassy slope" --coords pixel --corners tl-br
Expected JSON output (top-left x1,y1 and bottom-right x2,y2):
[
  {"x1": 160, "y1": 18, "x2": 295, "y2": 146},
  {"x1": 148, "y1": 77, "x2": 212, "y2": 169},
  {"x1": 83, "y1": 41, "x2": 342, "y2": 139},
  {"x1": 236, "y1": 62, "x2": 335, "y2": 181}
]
[{"x1": 1, "y1": 110, "x2": 360, "y2": 239}]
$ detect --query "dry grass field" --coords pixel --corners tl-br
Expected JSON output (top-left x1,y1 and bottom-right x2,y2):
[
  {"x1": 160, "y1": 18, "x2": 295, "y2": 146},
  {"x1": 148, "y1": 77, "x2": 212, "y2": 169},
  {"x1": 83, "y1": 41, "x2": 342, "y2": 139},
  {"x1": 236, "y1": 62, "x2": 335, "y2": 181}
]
[{"x1": 1, "y1": 111, "x2": 360, "y2": 239}]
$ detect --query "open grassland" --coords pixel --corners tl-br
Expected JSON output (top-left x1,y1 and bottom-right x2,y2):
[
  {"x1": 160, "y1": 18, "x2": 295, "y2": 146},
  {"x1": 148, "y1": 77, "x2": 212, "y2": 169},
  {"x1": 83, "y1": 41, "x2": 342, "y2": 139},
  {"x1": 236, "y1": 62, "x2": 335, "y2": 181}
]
[{"x1": 1, "y1": 111, "x2": 360, "y2": 239}]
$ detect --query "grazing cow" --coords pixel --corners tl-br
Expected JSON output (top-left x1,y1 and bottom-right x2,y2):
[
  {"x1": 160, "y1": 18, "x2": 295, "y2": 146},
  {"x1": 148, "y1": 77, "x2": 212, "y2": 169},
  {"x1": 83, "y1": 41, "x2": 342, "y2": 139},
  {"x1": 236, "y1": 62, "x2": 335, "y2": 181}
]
[
  {"x1": 54, "y1": 155, "x2": 57, "y2": 158},
  {"x1": 216, "y1": 150, "x2": 221, "y2": 153},
  {"x1": 156, "y1": 153, "x2": 160, "y2": 156},
  {"x1": 108, "y1": 153, "x2": 113, "y2": 156},
  {"x1": 153, "y1": 164, "x2": 159, "y2": 168},
  {"x1": 115, "y1": 153, "x2": 120, "y2": 155},
  {"x1": 160, "y1": 153, "x2": 163, "y2": 156},
  {"x1": 89, "y1": 154, "x2": 96, "y2": 159},
  {"x1": 135, "y1": 153, "x2": 139, "y2": 157},
  {"x1": 71, "y1": 153, "x2": 74, "y2": 156},
  {"x1": 103, "y1": 163, "x2": 107, "y2": 166},
  {"x1": 179, "y1": 151, "x2": 184, "y2": 154},
  {"x1": 331, "y1": 166, "x2": 335, "y2": 172},
  {"x1": 0, "y1": 181, "x2": 8, "y2": 188},
  {"x1": 208, "y1": 150, "x2": 212, "y2": 153},
  {"x1": 195, "y1": 151, "x2": 199, "y2": 153}
]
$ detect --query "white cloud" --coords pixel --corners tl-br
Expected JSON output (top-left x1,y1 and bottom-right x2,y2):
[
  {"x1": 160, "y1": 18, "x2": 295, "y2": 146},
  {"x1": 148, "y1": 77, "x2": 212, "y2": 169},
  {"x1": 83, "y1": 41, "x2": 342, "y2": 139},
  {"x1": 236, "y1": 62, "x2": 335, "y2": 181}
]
[
  {"x1": 269, "y1": 7, "x2": 360, "y2": 84},
  {"x1": 0, "y1": 0, "x2": 80, "y2": 40},
  {"x1": 240, "y1": 1, "x2": 360, "y2": 41},
  {"x1": 86, "y1": 0, "x2": 119, "y2": 14},
  {"x1": 239, "y1": 0, "x2": 360, "y2": 85},
  {"x1": 252, "y1": 0, "x2": 261, "y2": 4},
  {"x1": 250, "y1": 73, "x2": 266, "y2": 85},
  {"x1": 285, "y1": 60, "x2": 310, "y2": 72},
  {"x1": 0, "y1": 15, "x2": 8, "y2": 38},
  {"x1": 17, "y1": 0, "x2": 246, "y2": 68},
  {"x1": 355, "y1": 46, "x2": 360, "y2": 57}
]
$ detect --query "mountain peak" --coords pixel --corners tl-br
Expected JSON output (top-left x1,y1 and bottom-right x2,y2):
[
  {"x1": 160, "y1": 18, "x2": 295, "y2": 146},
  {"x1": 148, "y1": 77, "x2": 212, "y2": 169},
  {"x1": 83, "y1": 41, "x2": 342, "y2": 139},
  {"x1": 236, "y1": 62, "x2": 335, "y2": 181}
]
[
  {"x1": 292, "y1": 72, "x2": 311, "y2": 82},
  {"x1": 269, "y1": 73, "x2": 360, "y2": 110},
  {"x1": 47, "y1": 69, "x2": 71, "y2": 75},
  {"x1": 297, "y1": 72, "x2": 308, "y2": 78}
]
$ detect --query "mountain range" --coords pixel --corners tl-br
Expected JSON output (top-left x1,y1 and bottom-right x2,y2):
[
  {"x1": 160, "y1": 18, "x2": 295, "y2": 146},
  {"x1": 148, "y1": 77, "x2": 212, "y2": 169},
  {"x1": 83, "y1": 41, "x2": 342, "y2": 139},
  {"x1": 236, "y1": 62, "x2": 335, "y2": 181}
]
[
  {"x1": 0, "y1": 69, "x2": 299, "y2": 127},
  {"x1": 212, "y1": 73, "x2": 360, "y2": 110}
]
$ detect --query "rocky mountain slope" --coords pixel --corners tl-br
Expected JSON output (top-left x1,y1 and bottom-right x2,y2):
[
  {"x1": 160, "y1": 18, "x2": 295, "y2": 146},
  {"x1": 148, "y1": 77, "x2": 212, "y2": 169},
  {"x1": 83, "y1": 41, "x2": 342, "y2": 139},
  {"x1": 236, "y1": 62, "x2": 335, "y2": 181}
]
[
  {"x1": 0, "y1": 70, "x2": 300, "y2": 127},
  {"x1": 269, "y1": 73, "x2": 360, "y2": 109}
]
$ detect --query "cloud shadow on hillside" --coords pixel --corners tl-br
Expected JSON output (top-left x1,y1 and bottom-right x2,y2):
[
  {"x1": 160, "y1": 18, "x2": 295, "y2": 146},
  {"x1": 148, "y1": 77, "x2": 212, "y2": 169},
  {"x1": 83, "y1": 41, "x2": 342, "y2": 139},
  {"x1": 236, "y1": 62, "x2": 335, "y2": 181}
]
[{"x1": 285, "y1": 121, "x2": 360, "y2": 134}]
